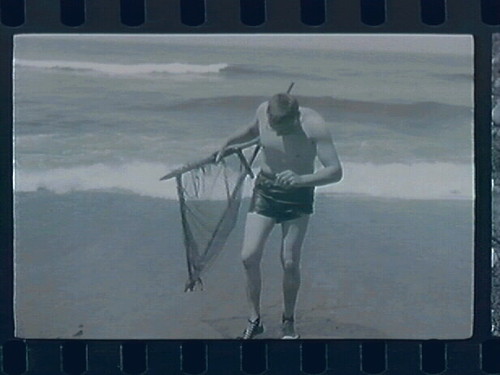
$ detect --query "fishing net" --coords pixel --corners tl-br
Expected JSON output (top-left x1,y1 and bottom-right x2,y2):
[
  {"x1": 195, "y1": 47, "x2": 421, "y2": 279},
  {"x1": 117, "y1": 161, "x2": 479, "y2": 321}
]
[{"x1": 173, "y1": 145, "x2": 259, "y2": 291}]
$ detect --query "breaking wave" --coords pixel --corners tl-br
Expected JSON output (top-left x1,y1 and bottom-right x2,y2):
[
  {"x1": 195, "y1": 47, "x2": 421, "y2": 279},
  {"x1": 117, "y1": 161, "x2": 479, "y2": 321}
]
[
  {"x1": 16, "y1": 59, "x2": 329, "y2": 83},
  {"x1": 15, "y1": 161, "x2": 473, "y2": 201},
  {"x1": 16, "y1": 59, "x2": 230, "y2": 77}
]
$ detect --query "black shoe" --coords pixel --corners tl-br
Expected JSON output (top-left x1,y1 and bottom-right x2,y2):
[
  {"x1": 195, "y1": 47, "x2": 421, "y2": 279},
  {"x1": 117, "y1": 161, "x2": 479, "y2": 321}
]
[
  {"x1": 239, "y1": 317, "x2": 264, "y2": 339},
  {"x1": 281, "y1": 315, "x2": 299, "y2": 339}
]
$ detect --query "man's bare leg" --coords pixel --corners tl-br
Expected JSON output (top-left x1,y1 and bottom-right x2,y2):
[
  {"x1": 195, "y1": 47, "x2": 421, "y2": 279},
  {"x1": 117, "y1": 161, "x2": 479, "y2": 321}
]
[
  {"x1": 280, "y1": 215, "x2": 309, "y2": 337},
  {"x1": 241, "y1": 213, "x2": 275, "y2": 322}
]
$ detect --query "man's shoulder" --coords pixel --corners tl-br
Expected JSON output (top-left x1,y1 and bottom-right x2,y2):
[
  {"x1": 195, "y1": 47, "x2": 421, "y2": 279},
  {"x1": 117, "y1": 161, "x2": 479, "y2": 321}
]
[
  {"x1": 257, "y1": 101, "x2": 268, "y2": 113},
  {"x1": 254, "y1": 101, "x2": 269, "y2": 125},
  {"x1": 300, "y1": 107, "x2": 327, "y2": 139},
  {"x1": 300, "y1": 107, "x2": 324, "y2": 123}
]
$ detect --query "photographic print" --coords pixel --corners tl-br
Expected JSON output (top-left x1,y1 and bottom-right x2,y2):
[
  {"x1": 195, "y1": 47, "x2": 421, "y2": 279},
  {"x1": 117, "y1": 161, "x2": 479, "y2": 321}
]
[{"x1": 13, "y1": 34, "x2": 474, "y2": 339}]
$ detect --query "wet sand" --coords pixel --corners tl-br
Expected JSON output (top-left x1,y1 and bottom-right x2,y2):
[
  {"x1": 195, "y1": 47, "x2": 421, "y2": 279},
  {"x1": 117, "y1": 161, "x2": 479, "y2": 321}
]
[{"x1": 14, "y1": 191, "x2": 473, "y2": 339}]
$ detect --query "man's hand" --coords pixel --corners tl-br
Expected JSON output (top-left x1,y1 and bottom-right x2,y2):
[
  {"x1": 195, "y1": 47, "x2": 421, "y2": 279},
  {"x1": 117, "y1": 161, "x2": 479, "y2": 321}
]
[
  {"x1": 215, "y1": 145, "x2": 227, "y2": 163},
  {"x1": 275, "y1": 170, "x2": 303, "y2": 187}
]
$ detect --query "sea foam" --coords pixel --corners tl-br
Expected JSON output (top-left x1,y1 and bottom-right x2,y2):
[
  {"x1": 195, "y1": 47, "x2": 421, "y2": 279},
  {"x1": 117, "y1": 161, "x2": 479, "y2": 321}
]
[
  {"x1": 14, "y1": 161, "x2": 474, "y2": 201},
  {"x1": 16, "y1": 59, "x2": 230, "y2": 77},
  {"x1": 320, "y1": 162, "x2": 474, "y2": 200}
]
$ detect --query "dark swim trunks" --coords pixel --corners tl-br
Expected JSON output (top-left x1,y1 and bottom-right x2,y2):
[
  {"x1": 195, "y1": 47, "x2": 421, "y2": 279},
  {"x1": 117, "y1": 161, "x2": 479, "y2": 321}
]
[{"x1": 249, "y1": 171, "x2": 314, "y2": 223}]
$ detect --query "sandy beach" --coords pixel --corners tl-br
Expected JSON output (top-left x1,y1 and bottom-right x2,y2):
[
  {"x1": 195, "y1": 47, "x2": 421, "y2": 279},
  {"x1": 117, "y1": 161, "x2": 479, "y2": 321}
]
[{"x1": 14, "y1": 190, "x2": 473, "y2": 340}]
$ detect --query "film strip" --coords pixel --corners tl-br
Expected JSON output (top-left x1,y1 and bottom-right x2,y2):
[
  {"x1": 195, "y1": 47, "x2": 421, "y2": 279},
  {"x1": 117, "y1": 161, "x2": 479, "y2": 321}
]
[{"x1": 1, "y1": 0, "x2": 500, "y2": 374}]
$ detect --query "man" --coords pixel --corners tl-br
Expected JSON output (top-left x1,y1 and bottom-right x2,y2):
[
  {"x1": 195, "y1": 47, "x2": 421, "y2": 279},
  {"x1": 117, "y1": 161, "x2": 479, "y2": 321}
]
[{"x1": 217, "y1": 93, "x2": 342, "y2": 339}]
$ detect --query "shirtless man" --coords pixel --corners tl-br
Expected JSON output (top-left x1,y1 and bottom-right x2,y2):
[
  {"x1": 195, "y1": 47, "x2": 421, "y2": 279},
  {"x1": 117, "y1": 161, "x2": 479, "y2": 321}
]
[{"x1": 217, "y1": 93, "x2": 342, "y2": 339}]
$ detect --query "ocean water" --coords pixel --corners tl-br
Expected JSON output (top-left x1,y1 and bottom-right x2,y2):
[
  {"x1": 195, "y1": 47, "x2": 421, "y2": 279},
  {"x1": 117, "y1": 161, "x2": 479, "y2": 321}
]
[
  {"x1": 12, "y1": 35, "x2": 475, "y2": 339},
  {"x1": 13, "y1": 34, "x2": 474, "y2": 201}
]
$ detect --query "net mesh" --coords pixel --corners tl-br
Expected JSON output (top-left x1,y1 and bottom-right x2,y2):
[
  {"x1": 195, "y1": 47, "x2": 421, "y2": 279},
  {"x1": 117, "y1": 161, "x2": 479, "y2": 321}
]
[{"x1": 175, "y1": 147, "x2": 258, "y2": 291}]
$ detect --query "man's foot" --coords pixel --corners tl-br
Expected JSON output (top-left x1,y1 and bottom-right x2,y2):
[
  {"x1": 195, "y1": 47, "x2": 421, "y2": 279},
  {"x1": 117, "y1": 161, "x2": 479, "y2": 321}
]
[
  {"x1": 239, "y1": 317, "x2": 264, "y2": 339},
  {"x1": 281, "y1": 315, "x2": 300, "y2": 339}
]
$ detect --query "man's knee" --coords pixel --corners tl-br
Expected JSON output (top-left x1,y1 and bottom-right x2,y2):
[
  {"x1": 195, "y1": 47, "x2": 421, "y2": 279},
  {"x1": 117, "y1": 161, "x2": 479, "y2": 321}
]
[
  {"x1": 242, "y1": 250, "x2": 261, "y2": 269},
  {"x1": 282, "y1": 258, "x2": 300, "y2": 273}
]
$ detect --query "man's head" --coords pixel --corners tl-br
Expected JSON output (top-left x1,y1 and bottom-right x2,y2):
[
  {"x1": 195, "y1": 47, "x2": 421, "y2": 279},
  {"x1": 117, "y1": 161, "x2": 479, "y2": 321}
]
[{"x1": 267, "y1": 93, "x2": 300, "y2": 135}]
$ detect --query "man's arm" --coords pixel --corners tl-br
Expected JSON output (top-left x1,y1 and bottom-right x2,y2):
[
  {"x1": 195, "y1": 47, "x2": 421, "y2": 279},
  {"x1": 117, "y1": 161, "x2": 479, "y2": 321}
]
[
  {"x1": 302, "y1": 125, "x2": 342, "y2": 186},
  {"x1": 221, "y1": 118, "x2": 259, "y2": 149},
  {"x1": 276, "y1": 119, "x2": 342, "y2": 187},
  {"x1": 215, "y1": 117, "x2": 259, "y2": 162}
]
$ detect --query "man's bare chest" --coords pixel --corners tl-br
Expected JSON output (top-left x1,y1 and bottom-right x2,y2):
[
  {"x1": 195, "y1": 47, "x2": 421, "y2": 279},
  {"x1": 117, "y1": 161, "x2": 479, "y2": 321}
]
[{"x1": 260, "y1": 126, "x2": 316, "y2": 161}]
